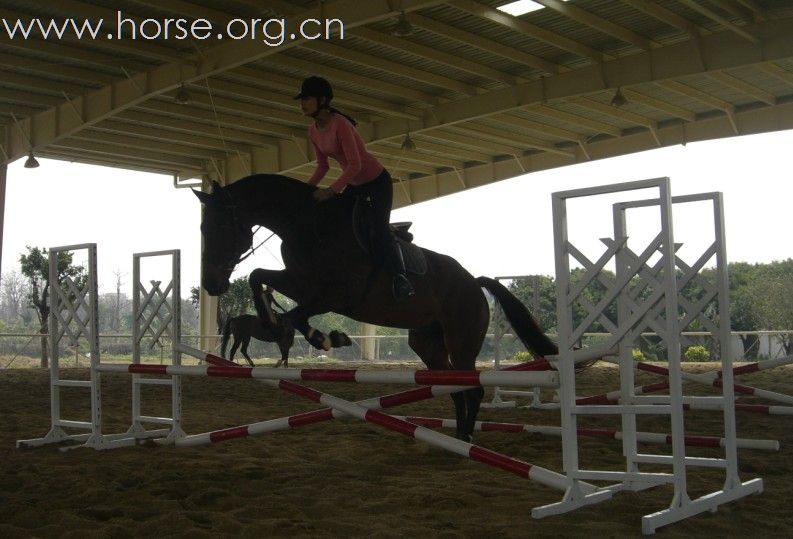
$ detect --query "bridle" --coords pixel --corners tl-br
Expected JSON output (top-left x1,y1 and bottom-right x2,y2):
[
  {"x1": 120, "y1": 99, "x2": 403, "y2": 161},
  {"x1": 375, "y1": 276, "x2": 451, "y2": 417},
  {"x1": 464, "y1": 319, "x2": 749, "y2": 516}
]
[{"x1": 211, "y1": 186, "x2": 316, "y2": 271}]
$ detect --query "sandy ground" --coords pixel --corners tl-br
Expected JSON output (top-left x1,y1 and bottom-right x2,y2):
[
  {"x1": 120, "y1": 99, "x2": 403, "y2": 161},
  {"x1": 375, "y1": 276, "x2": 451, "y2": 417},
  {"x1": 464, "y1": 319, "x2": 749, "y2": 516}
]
[{"x1": 2, "y1": 361, "x2": 793, "y2": 538}]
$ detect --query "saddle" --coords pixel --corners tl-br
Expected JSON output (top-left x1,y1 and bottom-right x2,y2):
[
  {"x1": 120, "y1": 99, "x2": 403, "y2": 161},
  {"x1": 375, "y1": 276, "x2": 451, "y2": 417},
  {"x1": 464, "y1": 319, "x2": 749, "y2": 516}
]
[{"x1": 352, "y1": 198, "x2": 428, "y2": 276}]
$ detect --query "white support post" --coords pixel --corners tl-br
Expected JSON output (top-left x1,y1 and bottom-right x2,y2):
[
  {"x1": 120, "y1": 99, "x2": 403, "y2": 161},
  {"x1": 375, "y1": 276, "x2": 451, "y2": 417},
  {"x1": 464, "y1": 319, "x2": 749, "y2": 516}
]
[
  {"x1": 0, "y1": 164, "x2": 6, "y2": 282},
  {"x1": 125, "y1": 250, "x2": 185, "y2": 446},
  {"x1": 17, "y1": 243, "x2": 101, "y2": 449},
  {"x1": 534, "y1": 178, "x2": 762, "y2": 534},
  {"x1": 361, "y1": 323, "x2": 377, "y2": 361}
]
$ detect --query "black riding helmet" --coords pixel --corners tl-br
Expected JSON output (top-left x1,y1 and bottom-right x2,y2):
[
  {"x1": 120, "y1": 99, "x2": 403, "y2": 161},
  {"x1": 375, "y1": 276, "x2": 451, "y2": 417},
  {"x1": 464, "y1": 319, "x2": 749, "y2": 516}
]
[{"x1": 294, "y1": 76, "x2": 333, "y2": 101}]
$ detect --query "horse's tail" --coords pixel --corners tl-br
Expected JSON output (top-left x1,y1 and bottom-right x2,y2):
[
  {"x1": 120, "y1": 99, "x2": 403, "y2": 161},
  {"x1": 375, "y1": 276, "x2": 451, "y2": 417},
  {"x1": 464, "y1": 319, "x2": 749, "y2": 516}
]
[
  {"x1": 476, "y1": 276, "x2": 558, "y2": 357},
  {"x1": 220, "y1": 316, "x2": 233, "y2": 358}
]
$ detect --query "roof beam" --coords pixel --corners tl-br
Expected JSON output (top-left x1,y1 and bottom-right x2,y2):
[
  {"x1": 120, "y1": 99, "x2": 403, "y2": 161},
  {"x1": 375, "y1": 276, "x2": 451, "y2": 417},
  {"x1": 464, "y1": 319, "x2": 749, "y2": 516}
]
[
  {"x1": 40, "y1": 149, "x2": 205, "y2": 177},
  {"x1": 527, "y1": 105, "x2": 622, "y2": 137},
  {"x1": 393, "y1": 100, "x2": 793, "y2": 208},
  {"x1": 369, "y1": 146, "x2": 463, "y2": 170},
  {"x1": 487, "y1": 113, "x2": 582, "y2": 142},
  {"x1": 452, "y1": 0, "x2": 608, "y2": 62},
  {"x1": 619, "y1": 0, "x2": 706, "y2": 38},
  {"x1": 621, "y1": 88, "x2": 697, "y2": 121},
  {"x1": 0, "y1": 71, "x2": 96, "y2": 97},
  {"x1": 732, "y1": 0, "x2": 769, "y2": 21},
  {"x1": 51, "y1": 138, "x2": 208, "y2": 169},
  {"x1": 450, "y1": 122, "x2": 574, "y2": 157},
  {"x1": 531, "y1": 0, "x2": 656, "y2": 51},
  {"x1": 424, "y1": 129, "x2": 527, "y2": 155},
  {"x1": 116, "y1": 109, "x2": 283, "y2": 147},
  {"x1": 230, "y1": 66, "x2": 419, "y2": 119},
  {"x1": 389, "y1": 137, "x2": 491, "y2": 163},
  {"x1": 410, "y1": 13, "x2": 560, "y2": 75},
  {"x1": 308, "y1": 41, "x2": 479, "y2": 96},
  {"x1": 3, "y1": 0, "x2": 443, "y2": 164},
  {"x1": 566, "y1": 96, "x2": 658, "y2": 130},
  {"x1": 90, "y1": 120, "x2": 261, "y2": 153},
  {"x1": 258, "y1": 53, "x2": 435, "y2": 106},
  {"x1": 0, "y1": 88, "x2": 64, "y2": 107},
  {"x1": 675, "y1": 0, "x2": 759, "y2": 43},
  {"x1": 758, "y1": 62, "x2": 793, "y2": 87},
  {"x1": 706, "y1": 71, "x2": 776, "y2": 105},
  {"x1": 75, "y1": 129, "x2": 236, "y2": 160},
  {"x1": 0, "y1": 52, "x2": 119, "y2": 85},
  {"x1": 655, "y1": 79, "x2": 738, "y2": 133},
  {"x1": 133, "y1": 98, "x2": 305, "y2": 139},
  {"x1": 357, "y1": 16, "x2": 793, "y2": 146},
  {"x1": 352, "y1": 27, "x2": 520, "y2": 86},
  {"x1": 708, "y1": 0, "x2": 760, "y2": 22}
]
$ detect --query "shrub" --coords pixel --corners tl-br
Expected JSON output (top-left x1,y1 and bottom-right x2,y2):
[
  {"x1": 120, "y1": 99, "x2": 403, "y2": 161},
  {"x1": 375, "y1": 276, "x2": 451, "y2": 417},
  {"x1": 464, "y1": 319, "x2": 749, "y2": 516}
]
[
  {"x1": 632, "y1": 348, "x2": 645, "y2": 361},
  {"x1": 511, "y1": 351, "x2": 533, "y2": 363},
  {"x1": 684, "y1": 345, "x2": 710, "y2": 362}
]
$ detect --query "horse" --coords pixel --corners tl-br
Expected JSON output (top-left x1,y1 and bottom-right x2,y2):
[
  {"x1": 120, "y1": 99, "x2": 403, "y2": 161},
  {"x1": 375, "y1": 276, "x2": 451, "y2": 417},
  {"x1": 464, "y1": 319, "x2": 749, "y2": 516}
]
[
  {"x1": 194, "y1": 174, "x2": 558, "y2": 441},
  {"x1": 220, "y1": 314, "x2": 295, "y2": 367}
]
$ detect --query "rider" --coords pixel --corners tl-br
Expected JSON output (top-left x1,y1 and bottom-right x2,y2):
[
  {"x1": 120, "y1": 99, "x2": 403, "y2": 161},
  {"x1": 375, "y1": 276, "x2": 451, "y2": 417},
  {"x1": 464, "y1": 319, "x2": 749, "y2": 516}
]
[{"x1": 295, "y1": 75, "x2": 415, "y2": 301}]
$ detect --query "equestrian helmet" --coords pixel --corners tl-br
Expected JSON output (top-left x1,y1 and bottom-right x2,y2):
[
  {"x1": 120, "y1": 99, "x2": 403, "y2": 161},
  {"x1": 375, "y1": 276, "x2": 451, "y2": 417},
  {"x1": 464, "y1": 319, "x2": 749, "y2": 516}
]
[{"x1": 294, "y1": 76, "x2": 333, "y2": 101}]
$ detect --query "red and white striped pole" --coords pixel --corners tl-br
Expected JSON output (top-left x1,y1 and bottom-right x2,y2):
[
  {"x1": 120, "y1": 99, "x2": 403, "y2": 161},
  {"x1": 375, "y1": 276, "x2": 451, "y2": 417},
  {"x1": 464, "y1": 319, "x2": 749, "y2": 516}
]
[
  {"x1": 174, "y1": 344, "x2": 592, "y2": 493},
  {"x1": 175, "y1": 346, "x2": 556, "y2": 446},
  {"x1": 99, "y1": 343, "x2": 558, "y2": 389},
  {"x1": 630, "y1": 360, "x2": 793, "y2": 406},
  {"x1": 398, "y1": 416, "x2": 779, "y2": 451}
]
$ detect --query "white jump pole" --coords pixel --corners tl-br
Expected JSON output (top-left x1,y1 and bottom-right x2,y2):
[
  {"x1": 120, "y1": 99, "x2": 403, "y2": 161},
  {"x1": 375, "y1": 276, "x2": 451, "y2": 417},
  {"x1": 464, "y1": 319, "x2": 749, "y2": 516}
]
[
  {"x1": 174, "y1": 343, "x2": 593, "y2": 494},
  {"x1": 399, "y1": 416, "x2": 779, "y2": 451}
]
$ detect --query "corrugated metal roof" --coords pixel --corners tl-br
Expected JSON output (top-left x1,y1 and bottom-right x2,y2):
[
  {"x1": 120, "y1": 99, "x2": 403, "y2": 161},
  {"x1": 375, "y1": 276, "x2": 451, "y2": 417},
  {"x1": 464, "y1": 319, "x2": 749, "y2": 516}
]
[{"x1": 0, "y1": 0, "x2": 792, "y2": 201}]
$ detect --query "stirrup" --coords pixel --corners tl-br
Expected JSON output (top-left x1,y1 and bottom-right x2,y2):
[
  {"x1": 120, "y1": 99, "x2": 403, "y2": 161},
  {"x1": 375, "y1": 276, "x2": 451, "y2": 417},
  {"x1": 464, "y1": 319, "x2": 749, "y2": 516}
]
[{"x1": 392, "y1": 274, "x2": 415, "y2": 301}]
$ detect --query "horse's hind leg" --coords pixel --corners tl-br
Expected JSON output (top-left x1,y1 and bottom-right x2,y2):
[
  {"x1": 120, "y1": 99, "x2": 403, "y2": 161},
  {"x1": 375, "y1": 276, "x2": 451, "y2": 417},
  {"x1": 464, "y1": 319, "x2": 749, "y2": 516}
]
[
  {"x1": 229, "y1": 339, "x2": 241, "y2": 363},
  {"x1": 408, "y1": 325, "x2": 471, "y2": 440},
  {"x1": 275, "y1": 343, "x2": 289, "y2": 368},
  {"x1": 275, "y1": 326, "x2": 295, "y2": 368},
  {"x1": 444, "y1": 293, "x2": 490, "y2": 441},
  {"x1": 240, "y1": 337, "x2": 254, "y2": 367}
]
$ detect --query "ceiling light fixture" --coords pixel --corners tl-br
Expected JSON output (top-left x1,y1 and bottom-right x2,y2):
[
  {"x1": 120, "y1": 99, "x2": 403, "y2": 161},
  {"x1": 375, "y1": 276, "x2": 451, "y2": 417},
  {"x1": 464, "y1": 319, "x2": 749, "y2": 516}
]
[
  {"x1": 392, "y1": 11, "x2": 414, "y2": 37},
  {"x1": 175, "y1": 84, "x2": 191, "y2": 105},
  {"x1": 401, "y1": 132, "x2": 416, "y2": 151},
  {"x1": 611, "y1": 87, "x2": 628, "y2": 107},
  {"x1": 24, "y1": 151, "x2": 40, "y2": 169}
]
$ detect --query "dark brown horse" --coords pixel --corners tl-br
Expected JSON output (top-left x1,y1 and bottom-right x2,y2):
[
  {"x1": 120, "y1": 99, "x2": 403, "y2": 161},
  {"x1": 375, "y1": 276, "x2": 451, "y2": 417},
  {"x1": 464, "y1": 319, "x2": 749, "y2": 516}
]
[
  {"x1": 194, "y1": 175, "x2": 557, "y2": 441},
  {"x1": 220, "y1": 314, "x2": 295, "y2": 367}
]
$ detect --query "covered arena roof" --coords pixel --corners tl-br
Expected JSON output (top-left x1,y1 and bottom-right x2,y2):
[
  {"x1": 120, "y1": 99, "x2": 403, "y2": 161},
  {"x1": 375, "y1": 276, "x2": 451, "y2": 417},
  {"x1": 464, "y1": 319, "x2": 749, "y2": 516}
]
[{"x1": 1, "y1": 0, "x2": 793, "y2": 206}]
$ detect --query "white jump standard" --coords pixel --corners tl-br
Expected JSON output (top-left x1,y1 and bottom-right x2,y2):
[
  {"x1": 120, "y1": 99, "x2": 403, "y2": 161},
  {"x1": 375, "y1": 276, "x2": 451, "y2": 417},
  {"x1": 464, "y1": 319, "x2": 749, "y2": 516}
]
[{"x1": 541, "y1": 179, "x2": 762, "y2": 534}]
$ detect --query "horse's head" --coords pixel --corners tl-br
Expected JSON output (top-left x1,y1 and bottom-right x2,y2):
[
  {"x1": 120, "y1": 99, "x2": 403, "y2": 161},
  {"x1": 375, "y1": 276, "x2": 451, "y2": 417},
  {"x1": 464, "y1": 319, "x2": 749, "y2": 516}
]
[{"x1": 193, "y1": 181, "x2": 254, "y2": 296}]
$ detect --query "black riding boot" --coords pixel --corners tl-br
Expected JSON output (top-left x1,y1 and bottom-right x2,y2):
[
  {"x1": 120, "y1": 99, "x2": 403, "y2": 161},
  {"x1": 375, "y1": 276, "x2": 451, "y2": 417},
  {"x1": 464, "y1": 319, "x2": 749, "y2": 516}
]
[{"x1": 389, "y1": 243, "x2": 415, "y2": 300}]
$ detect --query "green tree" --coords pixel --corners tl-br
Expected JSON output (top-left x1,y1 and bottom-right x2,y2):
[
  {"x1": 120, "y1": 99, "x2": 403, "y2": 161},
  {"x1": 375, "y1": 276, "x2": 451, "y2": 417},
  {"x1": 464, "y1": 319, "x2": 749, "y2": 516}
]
[
  {"x1": 506, "y1": 275, "x2": 557, "y2": 333},
  {"x1": 745, "y1": 259, "x2": 793, "y2": 355},
  {"x1": 19, "y1": 246, "x2": 87, "y2": 368},
  {"x1": 191, "y1": 277, "x2": 295, "y2": 333}
]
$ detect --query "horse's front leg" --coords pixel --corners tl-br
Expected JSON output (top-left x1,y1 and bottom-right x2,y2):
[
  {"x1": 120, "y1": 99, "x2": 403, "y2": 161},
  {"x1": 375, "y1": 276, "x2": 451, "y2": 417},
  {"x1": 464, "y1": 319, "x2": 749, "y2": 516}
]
[
  {"x1": 249, "y1": 268, "x2": 349, "y2": 351},
  {"x1": 248, "y1": 268, "x2": 332, "y2": 350}
]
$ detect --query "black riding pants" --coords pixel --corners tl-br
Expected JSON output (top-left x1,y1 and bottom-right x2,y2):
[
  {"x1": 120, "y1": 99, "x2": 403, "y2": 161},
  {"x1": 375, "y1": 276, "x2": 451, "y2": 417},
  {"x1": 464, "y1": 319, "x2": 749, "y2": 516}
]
[{"x1": 341, "y1": 168, "x2": 394, "y2": 263}]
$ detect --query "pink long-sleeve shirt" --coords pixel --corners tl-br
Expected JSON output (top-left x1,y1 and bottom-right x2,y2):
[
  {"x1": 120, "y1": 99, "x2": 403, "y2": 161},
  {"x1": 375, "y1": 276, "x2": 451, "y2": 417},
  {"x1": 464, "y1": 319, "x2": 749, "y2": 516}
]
[{"x1": 306, "y1": 114, "x2": 384, "y2": 193}]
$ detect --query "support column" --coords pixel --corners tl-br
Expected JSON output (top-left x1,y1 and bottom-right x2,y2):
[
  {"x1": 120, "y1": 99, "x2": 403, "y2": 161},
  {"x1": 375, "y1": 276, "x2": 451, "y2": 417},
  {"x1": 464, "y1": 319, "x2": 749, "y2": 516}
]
[
  {"x1": 0, "y1": 164, "x2": 6, "y2": 284},
  {"x1": 198, "y1": 176, "x2": 218, "y2": 352},
  {"x1": 361, "y1": 322, "x2": 377, "y2": 361}
]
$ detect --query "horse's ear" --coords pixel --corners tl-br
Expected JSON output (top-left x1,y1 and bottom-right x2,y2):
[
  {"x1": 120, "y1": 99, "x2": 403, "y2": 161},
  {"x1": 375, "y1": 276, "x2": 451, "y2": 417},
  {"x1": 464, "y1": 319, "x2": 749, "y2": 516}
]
[
  {"x1": 211, "y1": 180, "x2": 223, "y2": 193},
  {"x1": 192, "y1": 189, "x2": 212, "y2": 204}
]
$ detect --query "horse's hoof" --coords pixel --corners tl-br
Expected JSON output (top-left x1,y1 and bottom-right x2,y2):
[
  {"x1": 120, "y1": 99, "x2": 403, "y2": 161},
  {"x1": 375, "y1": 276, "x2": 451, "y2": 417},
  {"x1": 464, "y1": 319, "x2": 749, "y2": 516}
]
[
  {"x1": 329, "y1": 330, "x2": 352, "y2": 347},
  {"x1": 307, "y1": 329, "x2": 331, "y2": 351}
]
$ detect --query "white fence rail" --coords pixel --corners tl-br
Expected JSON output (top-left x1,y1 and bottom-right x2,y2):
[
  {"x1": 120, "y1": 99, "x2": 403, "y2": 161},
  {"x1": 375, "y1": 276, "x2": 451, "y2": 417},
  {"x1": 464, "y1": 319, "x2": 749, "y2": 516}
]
[{"x1": 1, "y1": 330, "x2": 790, "y2": 368}]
